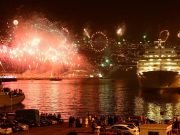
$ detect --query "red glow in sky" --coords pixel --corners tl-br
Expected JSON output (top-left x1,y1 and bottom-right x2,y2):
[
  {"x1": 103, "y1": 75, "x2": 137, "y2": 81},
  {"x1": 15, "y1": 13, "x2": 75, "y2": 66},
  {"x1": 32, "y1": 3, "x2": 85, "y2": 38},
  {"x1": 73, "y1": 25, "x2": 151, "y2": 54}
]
[{"x1": 0, "y1": 16, "x2": 92, "y2": 77}]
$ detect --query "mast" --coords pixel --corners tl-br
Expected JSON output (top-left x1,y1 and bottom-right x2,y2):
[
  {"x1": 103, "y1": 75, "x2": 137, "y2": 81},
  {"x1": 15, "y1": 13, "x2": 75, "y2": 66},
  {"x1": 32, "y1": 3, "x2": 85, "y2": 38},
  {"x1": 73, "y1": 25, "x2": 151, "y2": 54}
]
[
  {"x1": 154, "y1": 39, "x2": 165, "y2": 48},
  {"x1": 154, "y1": 39, "x2": 165, "y2": 71}
]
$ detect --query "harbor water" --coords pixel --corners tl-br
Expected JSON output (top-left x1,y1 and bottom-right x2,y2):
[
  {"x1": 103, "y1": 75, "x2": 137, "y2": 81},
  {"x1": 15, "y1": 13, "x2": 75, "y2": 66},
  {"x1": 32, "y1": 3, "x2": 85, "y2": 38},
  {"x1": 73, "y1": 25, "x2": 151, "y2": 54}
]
[{"x1": 2, "y1": 79, "x2": 180, "y2": 122}]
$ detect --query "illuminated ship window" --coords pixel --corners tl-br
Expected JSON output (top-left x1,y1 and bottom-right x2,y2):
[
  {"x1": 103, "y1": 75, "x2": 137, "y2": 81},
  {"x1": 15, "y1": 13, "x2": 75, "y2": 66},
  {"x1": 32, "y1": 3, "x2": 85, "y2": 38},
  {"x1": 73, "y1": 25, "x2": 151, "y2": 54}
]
[
  {"x1": 164, "y1": 62, "x2": 176, "y2": 65},
  {"x1": 146, "y1": 51, "x2": 155, "y2": 54},
  {"x1": 174, "y1": 59, "x2": 179, "y2": 61},
  {"x1": 140, "y1": 60, "x2": 146, "y2": 61}
]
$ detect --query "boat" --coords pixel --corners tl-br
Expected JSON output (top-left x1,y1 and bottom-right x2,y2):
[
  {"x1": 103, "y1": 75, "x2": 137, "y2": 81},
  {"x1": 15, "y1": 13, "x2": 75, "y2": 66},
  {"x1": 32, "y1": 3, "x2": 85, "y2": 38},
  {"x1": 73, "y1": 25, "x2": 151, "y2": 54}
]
[
  {"x1": 0, "y1": 82, "x2": 25, "y2": 107},
  {"x1": 137, "y1": 39, "x2": 180, "y2": 89},
  {"x1": 49, "y1": 78, "x2": 62, "y2": 81},
  {"x1": 49, "y1": 72, "x2": 62, "y2": 81},
  {"x1": 0, "y1": 75, "x2": 17, "y2": 82}
]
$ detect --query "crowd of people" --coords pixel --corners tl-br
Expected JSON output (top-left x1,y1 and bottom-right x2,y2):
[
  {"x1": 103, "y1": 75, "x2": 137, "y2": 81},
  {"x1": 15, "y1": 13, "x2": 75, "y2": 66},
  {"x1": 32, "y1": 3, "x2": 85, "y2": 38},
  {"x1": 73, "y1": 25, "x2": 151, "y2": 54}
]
[
  {"x1": 68, "y1": 113, "x2": 180, "y2": 134},
  {"x1": 68, "y1": 113, "x2": 145, "y2": 133}
]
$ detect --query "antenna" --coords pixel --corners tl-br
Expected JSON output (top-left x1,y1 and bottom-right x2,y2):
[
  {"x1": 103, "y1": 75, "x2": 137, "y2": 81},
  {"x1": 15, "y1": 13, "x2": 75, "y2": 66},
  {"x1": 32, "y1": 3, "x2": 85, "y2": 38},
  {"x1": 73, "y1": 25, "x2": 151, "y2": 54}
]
[{"x1": 154, "y1": 39, "x2": 165, "y2": 48}]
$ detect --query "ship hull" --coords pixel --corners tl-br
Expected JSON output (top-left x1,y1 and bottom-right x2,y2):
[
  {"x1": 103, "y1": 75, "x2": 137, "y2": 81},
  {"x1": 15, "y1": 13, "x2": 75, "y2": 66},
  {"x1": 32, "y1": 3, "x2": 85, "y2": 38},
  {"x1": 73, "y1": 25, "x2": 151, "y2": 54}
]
[
  {"x1": 138, "y1": 71, "x2": 180, "y2": 89},
  {"x1": 0, "y1": 94, "x2": 25, "y2": 107}
]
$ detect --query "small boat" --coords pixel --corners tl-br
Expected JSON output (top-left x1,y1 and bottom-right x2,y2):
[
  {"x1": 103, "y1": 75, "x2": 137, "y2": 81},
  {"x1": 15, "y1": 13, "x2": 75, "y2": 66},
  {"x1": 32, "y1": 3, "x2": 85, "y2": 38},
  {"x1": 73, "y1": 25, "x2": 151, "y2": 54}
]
[
  {"x1": 0, "y1": 83, "x2": 25, "y2": 107},
  {"x1": 49, "y1": 72, "x2": 62, "y2": 81},
  {"x1": 49, "y1": 78, "x2": 62, "y2": 81},
  {"x1": 0, "y1": 75, "x2": 17, "y2": 82}
]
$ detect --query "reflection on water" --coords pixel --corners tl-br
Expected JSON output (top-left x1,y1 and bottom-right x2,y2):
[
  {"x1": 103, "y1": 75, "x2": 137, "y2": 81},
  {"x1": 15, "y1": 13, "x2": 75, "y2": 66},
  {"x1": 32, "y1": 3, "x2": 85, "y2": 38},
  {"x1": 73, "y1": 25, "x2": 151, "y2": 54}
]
[
  {"x1": 137, "y1": 89, "x2": 180, "y2": 122},
  {"x1": 2, "y1": 79, "x2": 180, "y2": 121}
]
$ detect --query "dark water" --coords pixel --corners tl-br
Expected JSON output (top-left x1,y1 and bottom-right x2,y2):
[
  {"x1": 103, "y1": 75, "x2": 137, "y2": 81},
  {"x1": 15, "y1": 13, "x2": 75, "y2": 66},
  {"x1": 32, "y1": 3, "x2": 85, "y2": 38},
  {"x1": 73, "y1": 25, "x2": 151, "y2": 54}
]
[{"x1": 2, "y1": 79, "x2": 180, "y2": 122}]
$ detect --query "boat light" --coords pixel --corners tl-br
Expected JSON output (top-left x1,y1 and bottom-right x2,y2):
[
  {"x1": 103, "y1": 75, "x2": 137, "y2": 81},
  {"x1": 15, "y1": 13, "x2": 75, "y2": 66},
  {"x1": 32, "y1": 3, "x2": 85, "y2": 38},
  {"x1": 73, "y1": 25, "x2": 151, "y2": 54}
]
[{"x1": 89, "y1": 75, "x2": 94, "y2": 78}]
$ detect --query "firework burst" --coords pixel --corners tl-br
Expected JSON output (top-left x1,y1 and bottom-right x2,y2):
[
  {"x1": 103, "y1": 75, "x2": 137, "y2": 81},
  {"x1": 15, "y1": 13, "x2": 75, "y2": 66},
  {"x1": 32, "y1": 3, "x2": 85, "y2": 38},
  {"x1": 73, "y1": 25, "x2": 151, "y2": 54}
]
[{"x1": 0, "y1": 16, "x2": 92, "y2": 78}]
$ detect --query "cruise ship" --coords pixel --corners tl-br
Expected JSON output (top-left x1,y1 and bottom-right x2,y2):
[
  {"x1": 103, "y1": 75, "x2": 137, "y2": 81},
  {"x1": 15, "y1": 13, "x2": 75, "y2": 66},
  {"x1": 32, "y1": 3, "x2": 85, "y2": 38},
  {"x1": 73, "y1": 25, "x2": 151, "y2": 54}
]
[{"x1": 137, "y1": 39, "x2": 180, "y2": 89}]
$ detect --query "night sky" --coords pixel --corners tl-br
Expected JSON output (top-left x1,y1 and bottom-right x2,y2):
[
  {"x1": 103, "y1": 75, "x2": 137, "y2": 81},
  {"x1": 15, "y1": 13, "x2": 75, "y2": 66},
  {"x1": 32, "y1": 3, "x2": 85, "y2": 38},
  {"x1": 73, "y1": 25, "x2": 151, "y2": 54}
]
[{"x1": 0, "y1": 0, "x2": 180, "y2": 41}]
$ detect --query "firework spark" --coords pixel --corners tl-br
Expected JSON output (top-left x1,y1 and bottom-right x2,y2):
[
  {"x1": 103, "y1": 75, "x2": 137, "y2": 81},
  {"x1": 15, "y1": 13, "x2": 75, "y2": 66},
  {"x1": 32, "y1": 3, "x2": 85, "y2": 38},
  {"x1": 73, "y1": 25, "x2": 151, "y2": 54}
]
[{"x1": 83, "y1": 28, "x2": 90, "y2": 38}]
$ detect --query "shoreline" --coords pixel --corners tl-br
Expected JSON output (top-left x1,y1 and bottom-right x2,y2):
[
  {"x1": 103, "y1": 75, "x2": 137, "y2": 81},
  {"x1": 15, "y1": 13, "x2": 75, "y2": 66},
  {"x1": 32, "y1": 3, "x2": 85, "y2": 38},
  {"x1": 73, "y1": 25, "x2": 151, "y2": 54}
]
[{"x1": 13, "y1": 122, "x2": 95, "y2": 135}]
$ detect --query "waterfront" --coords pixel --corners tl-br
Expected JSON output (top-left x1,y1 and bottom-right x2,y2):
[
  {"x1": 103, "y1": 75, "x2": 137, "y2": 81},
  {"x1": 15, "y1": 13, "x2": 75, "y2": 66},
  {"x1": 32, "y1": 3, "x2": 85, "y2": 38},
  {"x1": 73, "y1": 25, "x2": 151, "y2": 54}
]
[{"x1": 1, "y1": 78, "x2": 180, "y2": 122}]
